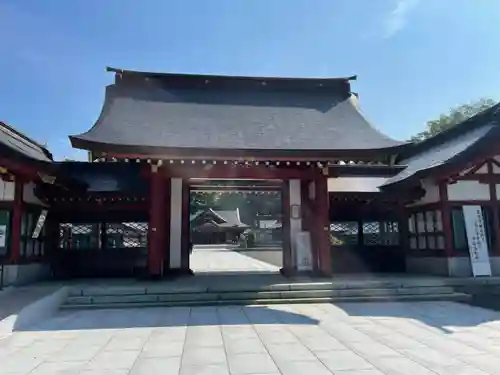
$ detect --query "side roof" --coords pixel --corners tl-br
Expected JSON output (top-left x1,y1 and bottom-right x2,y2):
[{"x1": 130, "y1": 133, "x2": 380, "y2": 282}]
[
  {"x1": 382, "y1": 102, "x2": 500, "y2": 188},
  {"x1": 0, "y1": 121, "x2": 53, "y2": 163},
  {"x1": 190, "y1": 208, "x2": 248, "y2": 227},
  {"x1": 70, "y1": 67, "x2": 408, "y2": 157}
]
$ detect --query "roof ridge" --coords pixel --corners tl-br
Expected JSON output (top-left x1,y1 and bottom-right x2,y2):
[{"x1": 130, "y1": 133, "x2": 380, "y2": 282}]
[{"x1": 107, "y1": 66, "x2": 357, "y2": 82}]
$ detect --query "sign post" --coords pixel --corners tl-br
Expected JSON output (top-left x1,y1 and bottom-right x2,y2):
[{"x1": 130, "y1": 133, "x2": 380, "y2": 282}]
[{"x1": 463, "y1": 205, "x2": 492, "y2": 277}]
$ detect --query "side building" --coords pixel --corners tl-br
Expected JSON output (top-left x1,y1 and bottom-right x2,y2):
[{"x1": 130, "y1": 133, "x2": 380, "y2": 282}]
[{"x1": 0, "y1": 121, "x2": 80, "y2": 286}]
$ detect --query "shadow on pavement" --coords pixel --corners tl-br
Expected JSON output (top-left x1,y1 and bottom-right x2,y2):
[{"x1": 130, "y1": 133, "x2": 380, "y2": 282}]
[
  {"x1": 18, "y1": 305, "x2": 319, "y2": 332},
  {"x1": 335, "y1": 300, "x2": 500, "y2": 334}
]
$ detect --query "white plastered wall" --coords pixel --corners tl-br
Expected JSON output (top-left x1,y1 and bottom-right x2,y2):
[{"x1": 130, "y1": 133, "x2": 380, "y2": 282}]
[
  {"x1": 0, "y1": 178, "x2": 15, "y2": 201},
  {"x1": 289, "y1": 180, "x2": 302, "y2": 269},
  {"x1": 169, "y1": 178, "x2": 182, "y2": 269},
  {"x1": 447, "y1": 180, "x2": 490, "y2": 201}
]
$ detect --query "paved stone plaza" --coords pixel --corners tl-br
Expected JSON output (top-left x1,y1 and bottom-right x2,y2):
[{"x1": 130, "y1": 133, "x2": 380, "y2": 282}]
[
  {"x1": 190, "y1": 245, "x2": 280, "y2": 274},
  {"x1": 2, "y1": 301, "x2": 500, "y2": 374}
]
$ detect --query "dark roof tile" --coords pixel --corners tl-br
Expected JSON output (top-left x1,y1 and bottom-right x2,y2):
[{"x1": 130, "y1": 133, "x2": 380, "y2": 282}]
[
  {"x1": 71, "y1": 71, "x2": 405, "y2": 154},
  {"x1": 0, "y1": 121, "x2": 52, "y2": 162}
]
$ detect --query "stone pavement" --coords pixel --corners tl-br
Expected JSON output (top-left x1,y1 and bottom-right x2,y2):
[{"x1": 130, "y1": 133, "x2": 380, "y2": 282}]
[
  {"x1": 190, "y1": 245, "x2": 280, "y2": 274},
  {"x1": 2, "y1": 301, "x2": 500, "y2": 374},
  {"x1": 0, "y1": 284, "x2": 64, "y2": 340}
]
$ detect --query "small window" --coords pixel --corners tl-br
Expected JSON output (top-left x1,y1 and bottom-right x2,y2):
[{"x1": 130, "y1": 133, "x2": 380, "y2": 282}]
[
  {"x1": 408, "y1": 216, "x2": 415, "y2": 234},
  {"x1": 451, "y1": 208, "x2": 468, "y2": 253},
  {"x1": 435, "y1": 210, "x2": 443, "y2": 231},
  {"x1": 437, "y1": 235, "x2": 445, "y2": 249},
  {"x1": 330, "y1": 222, "x2": 358, "y2": 245},
  {"x1": 427, "y1": 236, "x2": 436, "y2": 249},
  {"x1": 417, "y1": 213, "x2": 425, "y2": 233},
  {"x1": 425, "y1": 211, "x2": 435, "y2": 232},
  {"x1": 418, "y1": 236, "x2": 426, "y2": 249},
  {"x1": 410, "y1": 237, "x2": 417, "y2": 249}
]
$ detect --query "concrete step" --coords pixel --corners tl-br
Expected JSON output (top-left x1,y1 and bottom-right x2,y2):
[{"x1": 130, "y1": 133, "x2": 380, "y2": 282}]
[
  {"x1": 60, "y1": 292, "x2": 471, "y2": 310},
  {"x1": 67, "y1": 280, "x2": 463, "y2": 297},
  {"x1": 65, "y1": 286, "x2": 456, "y2": 305}
]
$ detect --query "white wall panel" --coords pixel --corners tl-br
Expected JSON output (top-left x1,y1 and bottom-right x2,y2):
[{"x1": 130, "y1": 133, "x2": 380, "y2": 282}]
[
  {"x1": 289, "y1": 180, "x2": 302, "y2": 268},
  {"x1": 0, "y1": 178, "x2": 14, "y2": 201},
  {"x1": 447, "y1": 180, "x2": 490, "y2": 201}
]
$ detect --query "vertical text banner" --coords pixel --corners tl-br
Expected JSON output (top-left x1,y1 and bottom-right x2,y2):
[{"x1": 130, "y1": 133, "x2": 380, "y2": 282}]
[{"x1": 463, "y1": 205, "x2": 492, "y2": 277}]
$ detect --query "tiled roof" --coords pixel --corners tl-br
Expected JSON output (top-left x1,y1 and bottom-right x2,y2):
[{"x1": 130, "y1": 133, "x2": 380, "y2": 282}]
[
  {"x1": 190, "y1": 208, "x2": 248, "y2": 228},
  {"x1": 0, "y1": 121, "x2": 52, "y2": 162},
  {"x1": 70, "y1": 70, "x2": 406, "y2": 154},
  {"x1": 382, "y1": 103, "x2": 500, "y2": 187}
]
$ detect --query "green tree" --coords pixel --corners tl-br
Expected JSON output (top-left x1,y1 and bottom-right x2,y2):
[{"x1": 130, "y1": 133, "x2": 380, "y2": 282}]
[
  {"x1": 190, "y1": 191, "x2": 219, "y2": 213},
  {"x1": 410, "y1": 98, "x2": 496, "y2": 142}
]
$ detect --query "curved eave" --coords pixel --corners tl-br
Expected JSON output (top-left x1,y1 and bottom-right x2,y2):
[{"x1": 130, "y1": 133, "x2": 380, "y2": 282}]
[
  {"x1": 70, "y1": 84, "x2": 409, "y2": 158},
  {"x1": 381, "y1": 125, "x2": 500, "y2": 190},
  {"x1": 70, "y1": 135, "x2": 410, "y2": 159}
]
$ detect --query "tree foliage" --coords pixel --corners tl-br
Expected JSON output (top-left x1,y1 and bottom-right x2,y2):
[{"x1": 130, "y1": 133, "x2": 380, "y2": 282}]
[{"x1": 410, "y1": 98, "x2": 496, "y2": 142}]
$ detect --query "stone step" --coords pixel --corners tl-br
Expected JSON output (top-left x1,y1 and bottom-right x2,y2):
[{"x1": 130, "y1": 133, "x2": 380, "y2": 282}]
[
  {"x1": 68, "y1": 280, "x2": 464, "y2": 297},
  {"x1": 65, "y1": 286, "x2": 456, "y2": 306},
  {"x1": 60, "y1": 292, "x2": 471, "y2": 310}
]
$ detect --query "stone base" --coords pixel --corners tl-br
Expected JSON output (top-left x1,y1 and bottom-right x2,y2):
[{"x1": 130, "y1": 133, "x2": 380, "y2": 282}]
[
  {"x1": 406, "y1": 256, "x2": 500, "y2": 277},
  {"x1": 406, "y1": 257, "x2": 450, "y2": 276},
  {"x1": 1, "y1": 263, "x2": 50, "y2": 287}
]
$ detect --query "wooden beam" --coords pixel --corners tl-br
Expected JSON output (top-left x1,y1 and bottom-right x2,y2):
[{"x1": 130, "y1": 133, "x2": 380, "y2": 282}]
[
  {"x1": 159, "y1": 164, "x2": 318, "y2": 180},
  {"x1": 190, "y1": 185, "x2": 281, "y2": 192}
]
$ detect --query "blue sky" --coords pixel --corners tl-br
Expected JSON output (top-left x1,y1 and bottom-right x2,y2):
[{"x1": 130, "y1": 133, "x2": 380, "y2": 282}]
[{"x1": 1, "y1": 0, "x2": 499, "y2": 160}]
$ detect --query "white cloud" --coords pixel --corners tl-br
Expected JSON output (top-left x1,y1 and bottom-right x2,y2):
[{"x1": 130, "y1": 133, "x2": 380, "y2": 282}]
[{"x1": 383, "y1": 0, "x2": 420, "y2": 38}]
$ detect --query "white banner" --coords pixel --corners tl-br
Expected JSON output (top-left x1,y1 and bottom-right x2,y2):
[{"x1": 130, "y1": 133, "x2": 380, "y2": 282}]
[
  {"x1": 32, "y1": 209, "x2": 48, "y2": 239},
  {"x1": 295, "y1": 231, "x2": 313, "y2": 272},
  {"x1": 463, "y1": 205, "x2": 492, "y2": 277}
]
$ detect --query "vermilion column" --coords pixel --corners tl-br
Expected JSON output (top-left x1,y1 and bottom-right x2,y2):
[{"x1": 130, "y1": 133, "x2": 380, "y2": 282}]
[
  {"x1": 148, "y1": 168, "x2": 166, "y2": 277},
  {"x1": 439, "y1": 182, "x2": 453, "y2": 257},
  {"x1": 10, "y1": 179, "x2": 23, "y2": 264},
  {"x1": 487, "y1": 161, "x2": 500, "y2": 255},
  {"x1": 315, "y1": 174, "x2": 332, "y2": 276}
]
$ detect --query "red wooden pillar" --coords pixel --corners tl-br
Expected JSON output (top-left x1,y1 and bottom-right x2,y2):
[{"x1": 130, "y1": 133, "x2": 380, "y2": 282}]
[
  {"x1": 10, "y1": 180, "x2": 23, "y2": 264},
  {"x1": 315, "y1": 174, "x2": 332, "y2": 276},
  {"x1": 148, "y1": 168, "x2": 167, "y2": 277},
  {"x1": 488, "y1": 160, "x2": 500, "y2": 255},
  {"x1": 439, "y1": 182, "x2": 453, "y2": 257}
]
